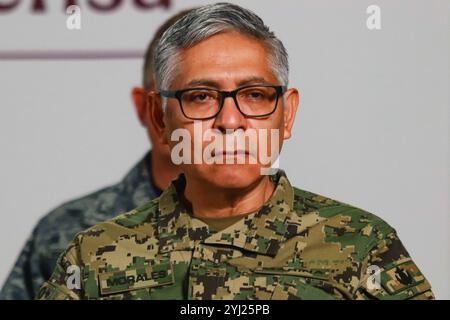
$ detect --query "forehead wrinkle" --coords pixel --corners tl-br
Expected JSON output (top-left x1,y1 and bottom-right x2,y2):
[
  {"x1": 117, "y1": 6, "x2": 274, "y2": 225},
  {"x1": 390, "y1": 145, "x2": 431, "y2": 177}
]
[
  {"x1": 185, "y1": 76, "x2": 273, "y2": 89},
  {"x1": 173, "y1": 33, "x2": 277, "y2": 89}
]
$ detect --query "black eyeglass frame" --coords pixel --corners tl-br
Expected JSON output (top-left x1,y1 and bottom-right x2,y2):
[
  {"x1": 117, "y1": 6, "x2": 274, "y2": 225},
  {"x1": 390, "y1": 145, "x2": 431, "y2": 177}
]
[{"x1": 157, "y1": 84, "x2": 287, "y2": 120}]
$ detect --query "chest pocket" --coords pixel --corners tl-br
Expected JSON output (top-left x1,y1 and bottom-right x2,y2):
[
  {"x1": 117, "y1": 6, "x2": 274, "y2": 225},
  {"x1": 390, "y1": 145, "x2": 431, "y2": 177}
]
[
  {"x1": 252, "y1": 268, "x2": 344, "y2": 300},
  {"x1": 97, "y1": 261, "x2": 174, "y2": 297}
]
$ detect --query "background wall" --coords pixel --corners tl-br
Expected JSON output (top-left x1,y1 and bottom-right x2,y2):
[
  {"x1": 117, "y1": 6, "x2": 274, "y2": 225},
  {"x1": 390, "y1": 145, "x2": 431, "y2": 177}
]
[{"x1": 0, "y1": 0, "x2": 448, "y2": 299}]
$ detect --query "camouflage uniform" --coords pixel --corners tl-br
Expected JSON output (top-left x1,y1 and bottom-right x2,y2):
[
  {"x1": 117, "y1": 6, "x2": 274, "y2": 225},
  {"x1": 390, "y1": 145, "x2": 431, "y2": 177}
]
[
  {"x1": 37, "y1": 170, "x2": 434, "y2": 300},
  {"x1": 0, "y1": 152, "x2": 161, "y2": 300}
]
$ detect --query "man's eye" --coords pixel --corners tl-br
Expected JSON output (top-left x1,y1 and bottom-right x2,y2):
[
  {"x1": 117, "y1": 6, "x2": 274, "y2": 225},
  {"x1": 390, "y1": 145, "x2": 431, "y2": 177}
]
[
  {"x1": 194, "y1": 93, "x2": 208, "y2": 101},
  {"x1": 245, "y1": 91, "x2": 265, "y2": 99},
  {"x1": 250, "y1": 92, "x2": 263, "y2": 98},
  {"x1": 188, "y1": 92, "x2": 214, "y2": 102}
]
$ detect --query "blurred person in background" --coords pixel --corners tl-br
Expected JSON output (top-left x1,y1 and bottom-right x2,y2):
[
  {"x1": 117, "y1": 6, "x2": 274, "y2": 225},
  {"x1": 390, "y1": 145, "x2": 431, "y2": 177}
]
[{"x1": 0, "y1": 9, "x2": 193, "y2": 300}]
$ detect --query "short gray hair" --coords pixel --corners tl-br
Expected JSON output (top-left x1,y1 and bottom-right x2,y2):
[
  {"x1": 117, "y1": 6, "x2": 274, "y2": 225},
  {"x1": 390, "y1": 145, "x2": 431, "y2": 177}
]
[
  {"x1": 142, "y1": 9, "x2": 194, "y2": 89},
  {"x1": 154, "y1": 2, "x2": 289, "y2": 93}
]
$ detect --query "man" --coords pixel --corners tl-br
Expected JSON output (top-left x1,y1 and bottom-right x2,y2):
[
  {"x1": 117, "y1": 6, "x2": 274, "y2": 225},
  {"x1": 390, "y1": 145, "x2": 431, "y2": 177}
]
[
  {"x1": 37, "y1": 3, "x2": 434, "y2": 300},
  {"x1": 0, "y1": 10, "x2": 191, "y2": 300}
]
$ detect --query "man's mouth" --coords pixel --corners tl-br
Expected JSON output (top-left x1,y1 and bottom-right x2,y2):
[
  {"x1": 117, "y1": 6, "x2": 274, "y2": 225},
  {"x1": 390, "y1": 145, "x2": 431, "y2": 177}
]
[{"x1": 212, "y1": 150, "x2": 250, "y2": 157}]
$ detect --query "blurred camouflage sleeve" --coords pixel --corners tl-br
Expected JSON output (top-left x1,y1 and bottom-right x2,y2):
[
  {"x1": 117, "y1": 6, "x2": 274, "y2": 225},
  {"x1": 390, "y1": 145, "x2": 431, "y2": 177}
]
[
  {"x1": 354, "y1": 228, "x2": 434, "y2": 300},
  {"x1": 0, "y1": 225, "x2": 53, "y2": 300},
  {"x1": 36, "y1": 236, "x2": 82, "y2": 300}
]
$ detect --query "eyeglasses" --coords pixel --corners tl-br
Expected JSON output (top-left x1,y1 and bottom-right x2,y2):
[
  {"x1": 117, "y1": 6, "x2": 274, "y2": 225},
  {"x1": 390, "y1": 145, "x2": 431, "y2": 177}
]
[{"x1": 157, "y1": 84, "x2": 287, "y2": 120}]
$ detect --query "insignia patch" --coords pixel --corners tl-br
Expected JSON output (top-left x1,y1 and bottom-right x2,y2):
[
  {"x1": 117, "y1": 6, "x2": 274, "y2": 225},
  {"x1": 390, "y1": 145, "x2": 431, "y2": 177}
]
[
  {"x1": 381, "y1": 260, "x2": 427, "y2": 295},
  {"x1": 98, "y1": 261, "x2": 174, "y2": 295}
]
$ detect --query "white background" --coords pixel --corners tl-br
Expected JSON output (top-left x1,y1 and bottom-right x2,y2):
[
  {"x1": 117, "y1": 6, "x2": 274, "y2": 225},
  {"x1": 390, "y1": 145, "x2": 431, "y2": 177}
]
[{"x1": 0, "y1": 0, "x2": 448, "y2": 299}]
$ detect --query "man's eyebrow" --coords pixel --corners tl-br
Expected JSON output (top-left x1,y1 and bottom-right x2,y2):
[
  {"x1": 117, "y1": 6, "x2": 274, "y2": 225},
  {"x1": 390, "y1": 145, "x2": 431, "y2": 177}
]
[
  {"x1": 185, "y1": 76, "x2": 272, "y2": 89},
  {"x1": 186, "y1": 79, "x2": 221, "y2": 88},
  {"x1": 237, "y1": 76, "x2": 271, "y2": 86}
]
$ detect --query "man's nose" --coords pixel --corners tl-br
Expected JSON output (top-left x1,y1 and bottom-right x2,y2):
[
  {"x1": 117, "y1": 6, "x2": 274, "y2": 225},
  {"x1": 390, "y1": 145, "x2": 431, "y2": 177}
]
[{"x1": 213, "y1": 96, "x2": 247, "y2": 133}]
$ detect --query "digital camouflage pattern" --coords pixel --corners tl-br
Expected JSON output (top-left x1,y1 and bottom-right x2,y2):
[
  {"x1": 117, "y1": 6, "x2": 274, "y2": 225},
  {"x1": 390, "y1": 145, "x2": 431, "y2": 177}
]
[
  {"x1": 0, "y1": 152, "x2": 161, "y2": 300},
  {"x1": 37, "y1": 169, "x2": 434, "y2": 300}
]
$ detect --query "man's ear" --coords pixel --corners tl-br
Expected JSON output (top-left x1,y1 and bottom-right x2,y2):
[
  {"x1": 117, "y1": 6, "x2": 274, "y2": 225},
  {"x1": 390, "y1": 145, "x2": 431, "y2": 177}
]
[
  {"x1": 131, "y1": 87, "x2": 146, "y2": 127},
  {"x1": 146, "y1": 90, "x2": 169, "y2": 146},
  {"x1": 282, "y1": 88, "x2": 299, "y2": 140}
]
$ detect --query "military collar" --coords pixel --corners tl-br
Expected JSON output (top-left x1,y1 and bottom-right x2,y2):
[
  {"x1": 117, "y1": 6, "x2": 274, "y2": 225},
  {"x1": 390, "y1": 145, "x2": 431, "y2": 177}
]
[{"x1": 156, "y1": 170, "x2": 297, "y2": 257}]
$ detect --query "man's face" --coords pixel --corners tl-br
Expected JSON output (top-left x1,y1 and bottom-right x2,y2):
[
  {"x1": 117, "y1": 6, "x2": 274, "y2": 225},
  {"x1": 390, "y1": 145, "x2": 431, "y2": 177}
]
[{"x1": 162, "y1": 31, "x2": 298, "y2": 189}]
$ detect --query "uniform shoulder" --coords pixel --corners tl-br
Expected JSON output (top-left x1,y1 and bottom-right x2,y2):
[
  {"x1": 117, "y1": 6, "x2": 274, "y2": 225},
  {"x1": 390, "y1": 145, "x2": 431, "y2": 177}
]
[
  {"x1": 61, "y1": 198, "x2": 161, "y2": 277},
  {"x1": 75, "y1": 197, "x2": 160, "y2": 241},
  {"x1": 292, "y1": 186, "x2": 396, "y2": 237},
  {"x1": 111, "y1": 197, "x2": 160, "y2": 229},
  {"x1": 291, "y1": 186, "x2": 399, "y2": 264}
]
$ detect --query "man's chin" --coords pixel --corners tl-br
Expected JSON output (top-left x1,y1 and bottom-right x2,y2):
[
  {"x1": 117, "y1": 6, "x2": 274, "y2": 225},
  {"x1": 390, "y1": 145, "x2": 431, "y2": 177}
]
[{"x1": 198, "y1": 163, "x2": 265, "y2": 189}]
